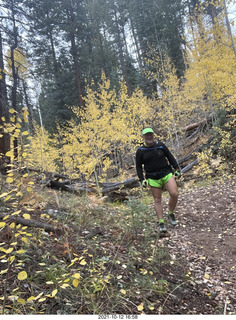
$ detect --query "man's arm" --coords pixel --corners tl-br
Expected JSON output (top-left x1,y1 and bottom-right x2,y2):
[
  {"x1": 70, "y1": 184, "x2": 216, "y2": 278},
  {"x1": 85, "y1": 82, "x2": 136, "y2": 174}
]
[
  {"x1": 161, "y1": 143, "x2": 180, "y2": 171},
  {"x1": 135, "y1": 149, "x2": 144, "y2": 181}
]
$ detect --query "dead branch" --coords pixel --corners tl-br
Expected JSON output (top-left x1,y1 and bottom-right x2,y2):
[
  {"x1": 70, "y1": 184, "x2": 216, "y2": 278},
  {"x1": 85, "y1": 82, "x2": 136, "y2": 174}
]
[
  {"x1": 181, "y1": 159, "x2": 199, "y2": 173},
  {"x1": 46, "y1": 180, "x2": 98, "y2": 194},
  {"x1": 101, "y1": 177, "x2": 139, "y2": 194},
  {"x1": 182, "y1": 119, "x2": 207, "y2": 132},
  {"x1": 0, "y1": 213, "x2": 62, "y2": 233}
]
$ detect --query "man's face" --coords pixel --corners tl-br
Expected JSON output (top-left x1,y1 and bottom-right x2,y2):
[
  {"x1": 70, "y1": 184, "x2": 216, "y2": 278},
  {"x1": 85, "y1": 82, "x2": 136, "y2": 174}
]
[{"x1": 143, "y1": 132, "x2": 154, "y2": 146}]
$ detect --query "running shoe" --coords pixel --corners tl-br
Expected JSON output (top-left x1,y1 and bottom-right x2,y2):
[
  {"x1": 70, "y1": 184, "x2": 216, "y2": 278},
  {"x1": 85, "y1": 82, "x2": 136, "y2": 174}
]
[{"x1": 168, "y1": 213, "x2": 177, "y2": 226}]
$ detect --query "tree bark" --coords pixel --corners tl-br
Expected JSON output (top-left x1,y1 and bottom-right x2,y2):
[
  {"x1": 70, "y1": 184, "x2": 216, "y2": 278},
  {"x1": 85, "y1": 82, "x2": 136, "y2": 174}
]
[
  {"x1": 0, "y1": 30, "x2": 10, "y2": 173},
  {"x1": 65, "y1": 1, "x2": 84, "y2": 108},
  {"x1": 223, "y1": 0, "x2": 236, "y2": 58},
  {"x1": 112, "y1": 1, "x2": 131, "y2": 95},
  {"x1": 9, "y1": 0, "x2": 19, "y2": 160},
  {"x1": 22, "y1": 79, "x2": 35, "y2": 134}
]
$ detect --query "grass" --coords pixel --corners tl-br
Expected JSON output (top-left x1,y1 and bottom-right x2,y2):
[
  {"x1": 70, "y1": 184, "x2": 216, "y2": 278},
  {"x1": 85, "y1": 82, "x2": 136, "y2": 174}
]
[{"x1": 0, "y1": 180, "x2": 190, "y2": 315}]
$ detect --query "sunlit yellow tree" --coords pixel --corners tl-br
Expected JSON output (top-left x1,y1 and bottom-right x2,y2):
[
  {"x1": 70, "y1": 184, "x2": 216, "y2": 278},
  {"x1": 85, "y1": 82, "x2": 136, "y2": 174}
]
[
  {"x1": 27, "y1": 124, "x2": 59, "y2": 172},
  {"x1": 183, "y1": 0, "x2": 236, "y2": 173},
  {"x1": 58, "y1": 73, "x2": 154, "y2": 181}
]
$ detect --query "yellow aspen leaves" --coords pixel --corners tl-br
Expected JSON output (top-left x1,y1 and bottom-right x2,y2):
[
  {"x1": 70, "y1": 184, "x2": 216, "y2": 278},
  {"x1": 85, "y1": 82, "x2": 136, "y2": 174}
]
[
  {"x1": 9, "y1": 222, "x2": 16, "y2": 229},
  {"x1": 38, "y1": 297, "x2": 46, "y2": 302},
  {"x1": 5, "y1": 248, "x2": 14, "y2": 254},
  {"x1": 0, "y1": 192, "x2": 9, "y2": 198},
  {"x1": 60, "y1": 283, "x2": 70, "y2": 289},
  {"x1": 21, "y1": 237, "x2": 29, "y2": 244},
  {"x1": 3, "y1": 195, "x2": 11, "y2": 202},
  {"x1": 137, "y1": 303, "x2": 144, "y2": 311},
  {"x1": 6, "y1": 177, "x2": 14, "y2": 183},
  {"x1": 72, "y1": 273, "x2": 81, "y2": 279},
  {"x1": 204, "y1": 273, "x2": 210, "y2": 280},
  {"x1": 35, "y1": 292, "x2": 44, "y2": 300},
  {"x1": 72, "y1": 279, "x2": 79, "y2": 288},
  {"x1": 16, "y1": 249, "x2": 26, "y2": 254},
  {"x1": 23, "y1": 214, "x2": 31, "y2": 220},
  {"x1": 17, "y1": 271, "x2": 28, "y2": 280},
  {"x1": 9, "y1": 108, "x2": 16, "y2": 114},
  {"x1": 12, "y1": 210, "x2": 21, "y2": 216},
  {"x1": 27, "y1": 296, "x2": 36, "y2": 302},
  {"x1": 0, "y1": 222, "x2": 6, "y2": 228},
  {"x1": 51, "y1": 289, "x2": 58, "y2": 298},
  {"x1": 120, "y1": 289, "x2": 126, "y2": 295},
  {"x1": 0, "y1": 269, "x2": 8, "y2": 275},
  {"x1": 23, "y1": 109, "x2": 29, "y2": 122},
  {"x1": 17, "y1": 298, "x2": 26, "y2": 305},
  {"x1": 80, "y1": 259, "x2": 86, "y2": 265}
]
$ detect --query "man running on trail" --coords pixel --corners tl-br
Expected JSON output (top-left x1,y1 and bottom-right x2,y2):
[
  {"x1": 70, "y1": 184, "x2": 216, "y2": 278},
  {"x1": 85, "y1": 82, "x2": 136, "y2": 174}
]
[{"x1": 135, "y1": 128, "x2": 181, "y2": 233}]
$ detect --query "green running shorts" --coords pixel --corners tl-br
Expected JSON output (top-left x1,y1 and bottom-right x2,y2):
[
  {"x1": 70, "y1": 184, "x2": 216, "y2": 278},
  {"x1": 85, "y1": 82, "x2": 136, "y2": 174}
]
[{"x1": 147, "y1": 172, "x2": 173, "y2": 188}]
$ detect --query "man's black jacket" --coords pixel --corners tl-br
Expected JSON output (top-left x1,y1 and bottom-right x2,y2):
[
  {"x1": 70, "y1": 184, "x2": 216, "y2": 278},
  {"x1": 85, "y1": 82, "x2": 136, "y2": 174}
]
[{"x1": 135, "y1": 141, "x2": 179, "y2": 181}]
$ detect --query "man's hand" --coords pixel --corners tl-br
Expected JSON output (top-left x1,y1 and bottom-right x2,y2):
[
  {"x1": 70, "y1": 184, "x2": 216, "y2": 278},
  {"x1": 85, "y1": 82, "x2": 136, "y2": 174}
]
[
  {"x1": 174, "y1": 170, "x2": 181, "y2": 179},
  {"x1": 141, "y1": 180, "x2": 148, "y2": 188}
]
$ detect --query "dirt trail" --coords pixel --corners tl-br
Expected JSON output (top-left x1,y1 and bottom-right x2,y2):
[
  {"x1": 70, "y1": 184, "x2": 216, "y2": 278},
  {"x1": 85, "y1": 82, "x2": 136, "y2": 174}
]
[{"x1": 162, "y1": 177, "x2": 236, "y2": 314}]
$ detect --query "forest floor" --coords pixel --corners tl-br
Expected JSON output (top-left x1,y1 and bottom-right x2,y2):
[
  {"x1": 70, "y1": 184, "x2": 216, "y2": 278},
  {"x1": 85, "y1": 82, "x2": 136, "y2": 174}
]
[
  {"x1": 0, "y1": 175, "x2": 236, "y2": 315},
  {"x1": 159, "y1": 176, "x2": 236, "y2": 314}
]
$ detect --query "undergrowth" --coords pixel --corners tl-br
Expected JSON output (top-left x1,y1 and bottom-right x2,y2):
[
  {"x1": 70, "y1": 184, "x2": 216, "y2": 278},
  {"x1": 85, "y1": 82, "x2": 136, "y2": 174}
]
[{"x1": 0, "y1": 176, "x2": 190, "y2": 315}]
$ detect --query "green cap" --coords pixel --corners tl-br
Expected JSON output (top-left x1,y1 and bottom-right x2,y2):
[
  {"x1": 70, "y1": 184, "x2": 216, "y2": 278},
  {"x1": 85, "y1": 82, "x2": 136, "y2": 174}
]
[{"x1": 142, "y1": 128, "x2": 154, "y2": 135}]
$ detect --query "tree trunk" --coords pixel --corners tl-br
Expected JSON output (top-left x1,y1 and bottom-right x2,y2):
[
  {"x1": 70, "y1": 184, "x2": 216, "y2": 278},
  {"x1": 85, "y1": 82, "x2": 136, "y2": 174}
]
[
  {"x1": 128, "y1": 14, "x2": 143, "y2": 69},
  {"x1": 9, "y1": 0, "x2": 19, "y2": 160},
  {"x1": 22, "y1": 79, "x2": 35, "y2": 134},
  {"x1": 65, "y1": 2, "x2": 84, "y2": 109},
  {"x1": 223, "y1": 0, "x2": 236, "y2": 58},
  {"x1": 0, "y1": 30, "x2": 10, "y2": 173},
  {"x1": 112, "y1": 3, "x2": 131, "y2": 95}
]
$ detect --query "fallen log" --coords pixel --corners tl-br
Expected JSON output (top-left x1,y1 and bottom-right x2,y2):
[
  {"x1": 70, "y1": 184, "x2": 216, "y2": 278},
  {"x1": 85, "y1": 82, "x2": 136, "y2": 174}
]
[
  {"x1": 45, "y1": 177, "x2": 139, "y2": 195},
  {"x1": 101, "y1": 177, "x2": 139, "y2": 194},
  {"x1": 25, "y1": 167, "x2": 68, "y2": 180},
  {"x1": 0, "y1": 213, "x2": 62, "y2": 233},
  {"x1": 46, "y1": 180, "x2": 97, "y2": 194},
  {"x1": 177, "y1": 136, "x2": 215, "y2": 166},
  {"x1": 181, "y1": 159, "x2": 199, "y2": 173},
  {"x1": 182, "y1": 119, "x2": 207, "y2": 132}
]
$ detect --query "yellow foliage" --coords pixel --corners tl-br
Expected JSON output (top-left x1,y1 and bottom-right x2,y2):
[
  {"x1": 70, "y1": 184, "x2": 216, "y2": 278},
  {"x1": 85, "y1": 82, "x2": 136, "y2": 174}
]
[
  {"x1": 59, "y1": 74, "x2": 153, "y2": 179},
  {"x1": 27, "y1": 124, "x2": 59, "y2": 172},
  {"x1": 17, "y1": 271, "x2": 28, "y2": 281}
]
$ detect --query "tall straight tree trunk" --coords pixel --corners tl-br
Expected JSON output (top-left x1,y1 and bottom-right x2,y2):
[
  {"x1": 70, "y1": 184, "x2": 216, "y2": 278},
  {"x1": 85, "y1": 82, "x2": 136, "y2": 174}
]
[
  {"x1": 22, "y1": 79, "x2": 35, "y2": 134},
  {"x1": 128, "y1": 13, "x2": 143, "y2": 69},
  {"x1": 48, "y1": 27, "x2": 66, "y2": 106},
  {"x1": 0, "y1": 30, "x2": 10, "y2": 173},
  {"x1": 70, "y1": 32, "x2": 83, "y2": 108},
  {"x1": 65, "y1": 1, "x2": 84, "y2": 108},
  {"x1": 113, "y1": 6, "x2": 131, "y2": 96},
  {"x1": 97, "y1": 20, "x2": 110, "y2": 79},
  {"x1": 223, "y1": 0, "x2": 236, "y2": 58},
  {"x1": 9, "y1": 0, "x2": 19, "y2": 160}
]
